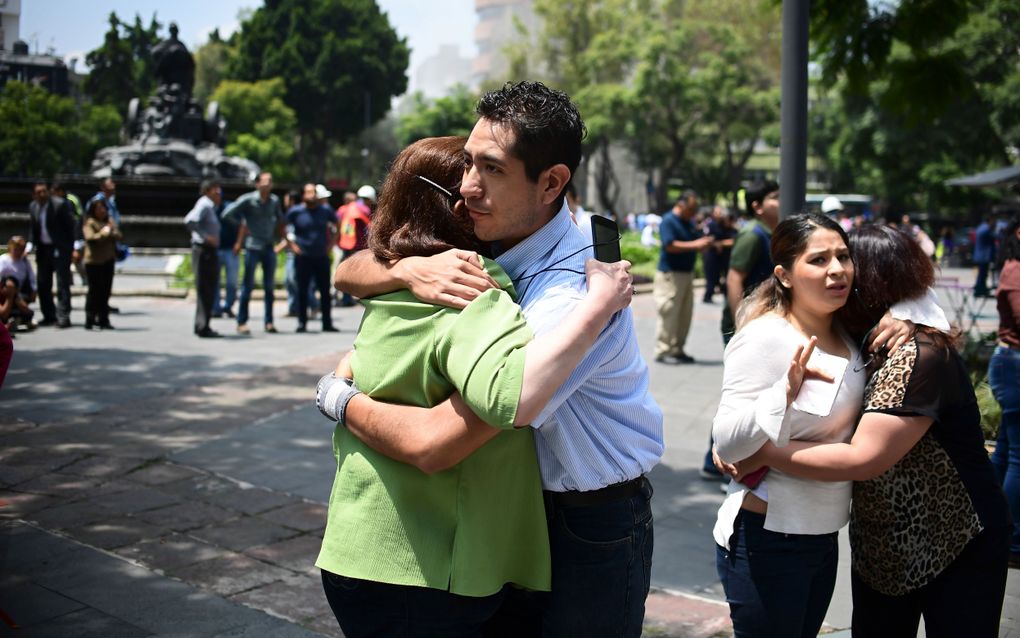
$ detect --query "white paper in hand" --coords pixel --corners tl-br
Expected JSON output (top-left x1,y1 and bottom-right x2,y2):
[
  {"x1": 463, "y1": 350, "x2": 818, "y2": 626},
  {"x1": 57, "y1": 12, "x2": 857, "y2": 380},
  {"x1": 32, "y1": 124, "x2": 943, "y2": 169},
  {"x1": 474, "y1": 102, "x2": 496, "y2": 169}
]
[{"x1": 791, "y1": 349, "x2": 848, "y2": 417}]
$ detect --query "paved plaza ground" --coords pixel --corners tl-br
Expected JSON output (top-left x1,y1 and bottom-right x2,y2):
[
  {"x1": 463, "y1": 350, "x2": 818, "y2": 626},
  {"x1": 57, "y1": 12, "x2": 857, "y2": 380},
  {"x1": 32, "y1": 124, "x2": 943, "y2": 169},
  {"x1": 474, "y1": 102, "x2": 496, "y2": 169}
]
[{"x1": 0, "y1": 264, "x2": 1017, "y2": 637}]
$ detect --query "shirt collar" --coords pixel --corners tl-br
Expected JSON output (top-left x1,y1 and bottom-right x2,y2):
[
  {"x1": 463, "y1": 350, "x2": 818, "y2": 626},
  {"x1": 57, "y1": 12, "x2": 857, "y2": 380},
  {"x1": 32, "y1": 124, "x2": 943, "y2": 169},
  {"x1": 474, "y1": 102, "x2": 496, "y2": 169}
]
[{"x1": 494, "y1": 201, "x2": 574, "y2": 280}]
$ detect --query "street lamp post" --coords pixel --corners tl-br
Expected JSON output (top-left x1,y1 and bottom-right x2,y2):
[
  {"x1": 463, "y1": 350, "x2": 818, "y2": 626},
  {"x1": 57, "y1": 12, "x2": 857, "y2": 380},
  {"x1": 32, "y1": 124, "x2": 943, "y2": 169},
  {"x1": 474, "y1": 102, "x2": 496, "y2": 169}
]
[{"x1": 779, "y1": 0, "x2": 809, "y2": 220}]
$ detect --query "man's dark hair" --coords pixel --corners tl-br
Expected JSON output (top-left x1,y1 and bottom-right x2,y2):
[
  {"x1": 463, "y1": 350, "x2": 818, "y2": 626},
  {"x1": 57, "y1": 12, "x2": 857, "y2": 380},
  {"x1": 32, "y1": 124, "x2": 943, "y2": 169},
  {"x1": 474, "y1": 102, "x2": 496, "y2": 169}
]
[
  {"x1": 476, "y1": 81, "x2": 586, "y2": 209},
  {"x1": 257, "y1": 170, "x2": 273, "y2": 183},
  {"x1": 676, "y1": 189, "x2": 698, "y2": 207},
  {"x1": 200, "y1": 179, "x2": 220, "y2": 195},
  {"x1": 744, "y1": 179, "x2": 779, "y2": 217},
  {"x1": 51, "y1": 182, "x2": 66, "y2": 194}
]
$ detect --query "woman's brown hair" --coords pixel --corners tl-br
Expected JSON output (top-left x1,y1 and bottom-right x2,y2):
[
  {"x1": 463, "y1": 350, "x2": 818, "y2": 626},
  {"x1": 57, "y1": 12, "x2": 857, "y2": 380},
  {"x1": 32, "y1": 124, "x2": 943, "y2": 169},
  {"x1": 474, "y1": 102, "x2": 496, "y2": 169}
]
[
  {"x1": 369, "y1": 136, "x2": 484, "y2": 262},
  {"x1": 840, "y1": 224, "x2": 958, "y2": 350},
  {"x1": 737, "y1": 212, "x2": 850, "y2": 329}
]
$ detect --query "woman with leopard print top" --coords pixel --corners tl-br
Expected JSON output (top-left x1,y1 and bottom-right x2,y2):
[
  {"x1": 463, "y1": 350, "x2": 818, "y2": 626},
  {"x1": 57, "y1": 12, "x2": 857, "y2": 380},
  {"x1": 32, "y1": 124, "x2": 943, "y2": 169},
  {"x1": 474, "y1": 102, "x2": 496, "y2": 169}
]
[{"x1": 740, "y1": 224, "x2": 1010, "y2": 637}]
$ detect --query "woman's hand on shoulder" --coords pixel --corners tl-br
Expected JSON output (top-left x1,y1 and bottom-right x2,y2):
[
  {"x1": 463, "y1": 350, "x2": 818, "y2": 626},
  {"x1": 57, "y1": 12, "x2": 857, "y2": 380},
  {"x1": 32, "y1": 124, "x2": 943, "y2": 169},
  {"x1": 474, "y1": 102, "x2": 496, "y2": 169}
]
[
  {"x1": 868, "y1": 314, "x2": 914, "y2": 354},
  {"x1": 395, "y1": 248, "x2": 499, "y2": 309}
]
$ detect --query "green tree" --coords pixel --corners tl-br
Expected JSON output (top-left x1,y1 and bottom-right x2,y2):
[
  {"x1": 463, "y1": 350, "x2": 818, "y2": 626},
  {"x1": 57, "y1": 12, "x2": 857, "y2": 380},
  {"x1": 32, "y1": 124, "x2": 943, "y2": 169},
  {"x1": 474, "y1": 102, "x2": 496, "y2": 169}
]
[
  {"x1": 210, "y1": 79, "x2": 299, "y2": 181},
  {"x1": 395, "y1": 86, "x2": 478, "y2": 146},
  {"x1": 83, "y1": 12, "x2": 162, "y2": 115},
  {"x1": 808, "y1": 0, "x2": 1018, "y2": 214},
  {"x1": 193, "y1": 29, "x2": 235, "y2": 104},
  {"x1": 0, "y1": 82, "x2": 121, "y2": 176},
  {"x1": 507, "y1": 0, "x2": 780, "y2": 212},
  {"x1": 229, "y1": 0, "x2": 410, "y2": 179}
]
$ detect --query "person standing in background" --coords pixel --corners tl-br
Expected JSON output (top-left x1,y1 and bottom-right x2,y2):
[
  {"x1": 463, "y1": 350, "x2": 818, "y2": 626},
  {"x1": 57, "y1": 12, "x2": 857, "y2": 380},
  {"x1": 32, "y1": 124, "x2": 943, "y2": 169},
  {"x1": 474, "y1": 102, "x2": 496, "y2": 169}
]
[
  {"x1": 81, "y1": 196, "x2": 122, "y2": 330},
  {"x1": 184, "y1": 180, "x2": 222, "y2": 338},
  {"x1": 335, "y1": 185, "x2": 375, "y2": 308},
  {"x1": 213, "y1": 192, "x2": 241, "y2": 319},
  {"x1": 28, "y1": 182, "x2": 76, "y2": 328},
  {"x1": 974, "y1": 215, "x2": 996, "y2": 297},
  {"x1": 653, "y1": 190, "x2": 713, "y2": 364},
  {"x1": 286, "y1": 183, "x2": 338, "y2": 333},
  {"x1": 222, "y1": 171, "x2": 286, "y2": 335}
]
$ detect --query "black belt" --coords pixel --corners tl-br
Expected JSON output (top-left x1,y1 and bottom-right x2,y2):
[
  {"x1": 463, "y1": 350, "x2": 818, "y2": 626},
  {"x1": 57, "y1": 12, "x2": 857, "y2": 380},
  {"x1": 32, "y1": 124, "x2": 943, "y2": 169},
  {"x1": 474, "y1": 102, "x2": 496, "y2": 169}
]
[{"x1": 544, "y1": 476, "x2": 646, "y2": 508}]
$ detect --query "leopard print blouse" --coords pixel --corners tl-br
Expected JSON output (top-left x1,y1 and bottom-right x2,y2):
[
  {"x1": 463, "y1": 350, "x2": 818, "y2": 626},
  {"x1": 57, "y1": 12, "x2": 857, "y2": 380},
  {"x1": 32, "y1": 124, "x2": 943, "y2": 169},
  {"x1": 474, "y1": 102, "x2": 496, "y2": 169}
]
[{"x1": 849, "y1": 339, "x2": 983, "y2": 596}]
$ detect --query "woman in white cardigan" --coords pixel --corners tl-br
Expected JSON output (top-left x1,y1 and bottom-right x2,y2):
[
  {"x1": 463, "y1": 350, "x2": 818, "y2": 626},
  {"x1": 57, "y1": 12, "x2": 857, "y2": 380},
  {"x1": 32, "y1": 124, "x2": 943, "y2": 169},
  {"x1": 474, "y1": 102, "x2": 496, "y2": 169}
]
[{"x1": 713, "y1": 213, "x2": 888, "y2": 637}]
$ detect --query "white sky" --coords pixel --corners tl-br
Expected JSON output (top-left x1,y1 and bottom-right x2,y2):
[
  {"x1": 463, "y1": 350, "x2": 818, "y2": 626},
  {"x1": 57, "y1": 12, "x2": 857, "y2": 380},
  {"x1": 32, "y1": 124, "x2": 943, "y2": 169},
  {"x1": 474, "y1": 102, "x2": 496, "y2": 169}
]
[{"x1": 18, "y1": 0, "x2": 477, "y2": 95}]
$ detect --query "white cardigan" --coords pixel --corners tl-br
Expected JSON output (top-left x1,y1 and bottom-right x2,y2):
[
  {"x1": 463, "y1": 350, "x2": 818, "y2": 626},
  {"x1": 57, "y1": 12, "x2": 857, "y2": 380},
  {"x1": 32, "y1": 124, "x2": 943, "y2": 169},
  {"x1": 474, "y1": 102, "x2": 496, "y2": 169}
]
[{"x1": 712, "y1": 313, "x2": 867, "y2": 548}]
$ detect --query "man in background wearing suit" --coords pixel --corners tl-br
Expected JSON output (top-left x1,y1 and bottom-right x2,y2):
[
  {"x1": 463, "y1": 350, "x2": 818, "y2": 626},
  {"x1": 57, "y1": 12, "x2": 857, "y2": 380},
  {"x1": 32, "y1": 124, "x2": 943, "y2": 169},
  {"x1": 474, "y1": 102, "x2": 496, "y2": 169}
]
[{"x1": 28, "y1": 182, "x2": 76, "y2": 328}]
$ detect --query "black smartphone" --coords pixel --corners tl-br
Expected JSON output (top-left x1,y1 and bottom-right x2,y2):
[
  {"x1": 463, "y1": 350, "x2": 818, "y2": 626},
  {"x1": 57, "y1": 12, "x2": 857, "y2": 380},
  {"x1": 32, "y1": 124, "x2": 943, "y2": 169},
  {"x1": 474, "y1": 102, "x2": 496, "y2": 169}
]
[{"x1": 590, "y1": 215, "x2": 621, "y2": 263}]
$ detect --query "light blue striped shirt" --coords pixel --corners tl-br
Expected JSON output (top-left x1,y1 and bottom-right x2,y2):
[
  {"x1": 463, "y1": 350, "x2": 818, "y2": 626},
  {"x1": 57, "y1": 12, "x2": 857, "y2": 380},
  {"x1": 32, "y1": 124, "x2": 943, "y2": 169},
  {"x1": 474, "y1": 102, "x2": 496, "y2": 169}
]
[{"x1": 495, "y1": 203, "x2": 664, "y2": 492}]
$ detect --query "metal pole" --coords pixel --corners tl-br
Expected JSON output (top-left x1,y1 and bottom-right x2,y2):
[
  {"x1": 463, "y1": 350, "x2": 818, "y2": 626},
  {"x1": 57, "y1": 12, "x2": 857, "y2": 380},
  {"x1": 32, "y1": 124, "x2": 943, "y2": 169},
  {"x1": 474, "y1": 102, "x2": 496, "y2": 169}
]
[{"x1": 779, "y1": 0, "x2": 809, "y2": 220}]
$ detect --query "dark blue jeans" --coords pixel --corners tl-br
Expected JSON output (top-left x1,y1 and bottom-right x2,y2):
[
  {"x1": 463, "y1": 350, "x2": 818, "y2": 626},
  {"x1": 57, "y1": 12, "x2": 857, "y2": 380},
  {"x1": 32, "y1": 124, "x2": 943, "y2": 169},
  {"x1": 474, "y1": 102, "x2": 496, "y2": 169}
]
[
  {"x1": 295, "y1": 254, "x2": 333, "y2": 329},
  {"x1": 716, "y1": 510, "x2": 838, "y2": 638},
  {"x1": 237, "y1": 247, "x2": 276, "y2": 326},
  {"x1": 541, "y1": 477, "x2": 654, "y2": 638},
  {"x1": 320, "y1": 570, "x2": 504, "y2": 637},
  {"x1": 990, "y1": 345, "x2": 1020, "y2": 553}
]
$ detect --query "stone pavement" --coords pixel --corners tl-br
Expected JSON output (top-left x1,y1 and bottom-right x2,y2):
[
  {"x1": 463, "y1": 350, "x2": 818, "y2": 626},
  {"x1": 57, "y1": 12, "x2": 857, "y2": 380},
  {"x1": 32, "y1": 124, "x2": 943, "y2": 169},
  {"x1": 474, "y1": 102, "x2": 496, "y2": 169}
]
[{"x1": 0, "y1": 265, "x2": 1015, "y2": 637}]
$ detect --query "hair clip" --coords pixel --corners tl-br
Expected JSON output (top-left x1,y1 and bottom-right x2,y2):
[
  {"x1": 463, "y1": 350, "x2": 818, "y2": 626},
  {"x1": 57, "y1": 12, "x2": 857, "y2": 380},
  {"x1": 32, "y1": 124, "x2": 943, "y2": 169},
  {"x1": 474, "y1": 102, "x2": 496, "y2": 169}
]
[{"x1": 415, "y1": 174, "x2": 454, "y2": 198}]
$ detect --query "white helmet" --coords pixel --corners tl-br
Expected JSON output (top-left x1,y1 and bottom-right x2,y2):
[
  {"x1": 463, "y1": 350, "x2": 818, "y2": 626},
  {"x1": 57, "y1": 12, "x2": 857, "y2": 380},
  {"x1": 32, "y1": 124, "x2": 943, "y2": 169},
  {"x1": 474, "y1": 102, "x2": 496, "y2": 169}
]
[
  {"x1": 357, "y1": 185, "x2": 377, "y2": 201},
  {"x1": 821, "y1": 196, "x2": 844, "y2": 214}
]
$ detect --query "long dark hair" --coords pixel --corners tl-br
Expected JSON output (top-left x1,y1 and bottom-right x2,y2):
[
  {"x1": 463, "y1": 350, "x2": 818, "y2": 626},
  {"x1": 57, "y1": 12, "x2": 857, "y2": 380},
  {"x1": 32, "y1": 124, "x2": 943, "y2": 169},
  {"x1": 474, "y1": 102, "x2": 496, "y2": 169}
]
[
  {"x1": 369, "y1": 136, "x2": 483, "y2": 262},
  {"x1": 737, "y1": 212, "x2": 850, "y2": 328},
  {"x1": 840, "y1": 224, "x2": 957, "y2": 349}
]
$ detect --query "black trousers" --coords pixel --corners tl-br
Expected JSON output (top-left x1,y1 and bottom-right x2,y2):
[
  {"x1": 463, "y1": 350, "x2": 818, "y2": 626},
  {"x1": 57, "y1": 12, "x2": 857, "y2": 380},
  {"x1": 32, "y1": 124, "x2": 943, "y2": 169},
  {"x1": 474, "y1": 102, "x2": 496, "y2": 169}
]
[
  {"x1": 36, "y1": 244, "x2": 72, "y2": 322},
  {"x1": 295, "y1": 254, "x2": 333, "y2": 329},
  {"x1": 851, "y1": 525, "x2": 1009, "y2": 637},
  {"x1": 192, "y1": 244, "x2": 219, "y2": 333},
  {"x1": 85, "y1": 260, "x2": 115, "y2": 326}
]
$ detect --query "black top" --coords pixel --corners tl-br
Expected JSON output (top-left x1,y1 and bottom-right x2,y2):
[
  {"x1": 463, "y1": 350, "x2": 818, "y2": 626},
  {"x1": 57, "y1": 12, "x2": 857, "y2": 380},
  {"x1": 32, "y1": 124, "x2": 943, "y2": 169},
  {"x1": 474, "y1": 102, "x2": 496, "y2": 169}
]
[{"x1": 849, "y1": 334, "x2": 1009, "y2": 595}]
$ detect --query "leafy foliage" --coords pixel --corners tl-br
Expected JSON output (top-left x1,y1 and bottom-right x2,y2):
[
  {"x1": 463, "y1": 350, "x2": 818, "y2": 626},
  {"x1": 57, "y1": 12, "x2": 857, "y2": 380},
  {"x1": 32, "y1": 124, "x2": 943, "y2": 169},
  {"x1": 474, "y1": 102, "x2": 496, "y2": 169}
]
[
  {"x1": 808, "y1": 0, "x2": 1019, "y2": 216},
  {"x1": 210, "y1": 79, "x2": 299, "y2": 182},
  {"x1": 193, "y1": 29, "x2": 236, "y2": 105},
  {"x1": 395, "y1": 86, "x2": 478, "y2": 146},
  {"x1": 0, "y1": 82, "x2": 121, "y2": 176},
  {"x1": 506, "y1": 0, "x2": 780, "y2": 212},
  {"x1": 83, "y1": 12, "x2": 162, "y2": 116},
  {"x1": 228, "y1": 0, "x2": 410, "y2": 178}
]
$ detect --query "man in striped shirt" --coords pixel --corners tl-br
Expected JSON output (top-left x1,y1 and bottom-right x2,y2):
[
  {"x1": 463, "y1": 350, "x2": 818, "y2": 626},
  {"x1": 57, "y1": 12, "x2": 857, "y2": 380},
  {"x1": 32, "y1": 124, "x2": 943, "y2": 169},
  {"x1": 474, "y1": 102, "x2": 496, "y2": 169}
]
[{"x1": 329, "y1": 81, "x2": 664, "y2": 637}]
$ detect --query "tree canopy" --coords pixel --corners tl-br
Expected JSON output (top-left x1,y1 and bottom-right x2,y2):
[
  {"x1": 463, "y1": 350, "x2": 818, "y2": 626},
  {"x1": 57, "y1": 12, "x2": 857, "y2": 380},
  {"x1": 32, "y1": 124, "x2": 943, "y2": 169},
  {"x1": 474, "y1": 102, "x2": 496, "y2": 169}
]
[
  {"x1": 229, "y1": 0, "x2": 410, "y2": 179},
  {"x1": 211, "y1": 79, "x2": 299, "y2": 181},
  {"x1": 808, "y1": 0, "x2": 1019, "y2": 215},
  {"x1": 83, "y1": 12, "x2": 162, "y2": 116},
  {"x1": 507, "y1": 0, "x2": 779, "y2": 212},
  {"x1": 395, "y1": 86, "x2": 478, "y2": 147},
  {"x1": 0, "y1": 81, "x2": 121, "y2": 177}
]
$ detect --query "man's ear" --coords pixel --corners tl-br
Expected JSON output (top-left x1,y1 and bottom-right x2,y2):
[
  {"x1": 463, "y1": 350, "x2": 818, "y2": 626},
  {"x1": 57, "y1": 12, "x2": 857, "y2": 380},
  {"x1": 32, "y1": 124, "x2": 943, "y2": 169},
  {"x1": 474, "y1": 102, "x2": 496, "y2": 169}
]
[{"x1": 539, "y1": 164, "x2": 571, "y2": 207}]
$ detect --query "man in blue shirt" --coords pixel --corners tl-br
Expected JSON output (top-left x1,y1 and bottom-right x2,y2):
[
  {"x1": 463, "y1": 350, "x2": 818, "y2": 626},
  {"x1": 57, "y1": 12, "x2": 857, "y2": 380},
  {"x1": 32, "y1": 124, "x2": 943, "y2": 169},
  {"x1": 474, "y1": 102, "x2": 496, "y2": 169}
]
[
  {"x1": 653, "y1": 191, "x2": 713, "y2": 364},
  {"x1": 286, "y1": 184, "x2": 338, "y2": 333},
  {"x1": 222, "y1": 171, "x2": 286, "y2": 335},
  {"x1": 974, "y1": 216, "x2": 995, "y2": 297},
  {"x1": 325, "y1": 82, "x2": 663, "y2": 637}
]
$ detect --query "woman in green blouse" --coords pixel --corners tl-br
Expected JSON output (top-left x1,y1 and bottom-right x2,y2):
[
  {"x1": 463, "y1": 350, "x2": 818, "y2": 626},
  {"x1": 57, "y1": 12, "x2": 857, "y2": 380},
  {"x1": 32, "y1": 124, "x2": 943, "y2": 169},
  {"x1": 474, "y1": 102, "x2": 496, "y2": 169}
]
[{"x1": 316, "y1": 136, "x2": 632, "y2": 637}]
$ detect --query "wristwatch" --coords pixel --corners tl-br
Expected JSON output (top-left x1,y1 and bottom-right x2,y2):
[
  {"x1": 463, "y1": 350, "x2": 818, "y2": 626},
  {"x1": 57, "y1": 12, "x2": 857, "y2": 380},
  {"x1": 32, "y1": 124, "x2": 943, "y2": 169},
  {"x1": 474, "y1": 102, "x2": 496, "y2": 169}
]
[{"x1": 316, "y1": 372, "x2": 362, "y2": 426}]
